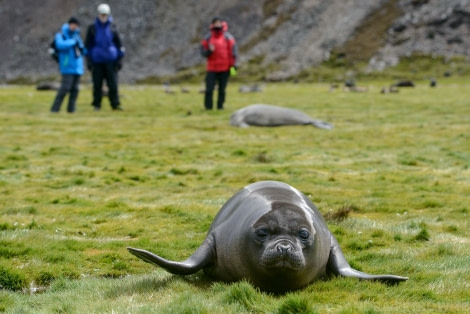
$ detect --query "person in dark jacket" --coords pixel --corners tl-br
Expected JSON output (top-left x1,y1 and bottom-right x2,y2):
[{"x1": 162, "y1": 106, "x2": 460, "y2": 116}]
[
  {"x1": 200, "y1": 17, "x2": 237, "y2": 110},
  {"x1": 50, "y1": 17, "x2": 86, "y2": 113},
  {"x1": 85, "y1": 3, "x2": 125, "y2": 111}
]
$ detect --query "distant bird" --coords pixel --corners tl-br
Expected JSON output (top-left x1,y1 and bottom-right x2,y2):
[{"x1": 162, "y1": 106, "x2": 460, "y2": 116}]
[{"x1": 430, "y1": 78, "x2": 437, "y2": 87}]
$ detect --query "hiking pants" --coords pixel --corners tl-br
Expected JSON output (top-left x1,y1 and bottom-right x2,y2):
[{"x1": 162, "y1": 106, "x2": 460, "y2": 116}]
[
  {"x1": 204, "y1": 71, "x2": 230, "y2": 110},
  {"x1": 51, "y1": 74, "x2": 81, "y2": 113},
  {"x1": 91, "y1": 62, "x2": 120, "y2": 109}
]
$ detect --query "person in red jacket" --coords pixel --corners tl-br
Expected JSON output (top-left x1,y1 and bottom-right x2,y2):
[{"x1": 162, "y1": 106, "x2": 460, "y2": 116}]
[{"x1": 200, "y1": 17, "x2": 237, "y2": 110}]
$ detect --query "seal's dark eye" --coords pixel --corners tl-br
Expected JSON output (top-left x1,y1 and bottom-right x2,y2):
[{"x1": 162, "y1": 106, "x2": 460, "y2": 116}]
[
  {"x1": 298, "y1": 229, "x2": 310, "y2": 241},
  {"x1": 255, "y1": 228, "x2": 269, "y2": 240}
]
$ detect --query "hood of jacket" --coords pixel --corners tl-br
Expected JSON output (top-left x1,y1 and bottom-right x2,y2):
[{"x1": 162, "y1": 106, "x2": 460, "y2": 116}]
[{"x1": 94, "y1": 15, "x2": 113, "y2": 27}]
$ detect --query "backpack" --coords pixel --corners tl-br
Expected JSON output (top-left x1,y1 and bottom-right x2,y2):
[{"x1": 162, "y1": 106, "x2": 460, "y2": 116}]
[{"x1": 48, "y1": 34, "x2": 65, "y2": 63}]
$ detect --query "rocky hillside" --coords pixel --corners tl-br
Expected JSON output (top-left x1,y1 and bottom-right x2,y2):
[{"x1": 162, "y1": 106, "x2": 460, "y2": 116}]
[{"x1": 1, "y1": 0, "x2": 469, "y2": 83}]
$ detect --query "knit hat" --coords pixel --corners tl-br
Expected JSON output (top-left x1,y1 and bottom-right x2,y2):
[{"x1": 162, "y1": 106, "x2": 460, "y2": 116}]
[
  {"x1": 97, "y1": 3, "x2": 111, "y2": 15},
  {"x1": 68, "y1": 17, "x2": 80, "y2": 25}
]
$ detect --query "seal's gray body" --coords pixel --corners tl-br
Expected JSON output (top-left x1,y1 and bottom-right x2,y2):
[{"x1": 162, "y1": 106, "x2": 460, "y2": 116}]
[
  {"x1": 230, "y1": 104, "x2": 333, "y2": 129},
  {"x1": 128, "y1": 181, "x2": 407, "y2": 292}
]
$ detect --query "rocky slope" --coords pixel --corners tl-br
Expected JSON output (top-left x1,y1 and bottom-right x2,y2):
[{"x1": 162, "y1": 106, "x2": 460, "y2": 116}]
[{"x1": 1, "y1": 0, "x2": 469, "y2": 83}]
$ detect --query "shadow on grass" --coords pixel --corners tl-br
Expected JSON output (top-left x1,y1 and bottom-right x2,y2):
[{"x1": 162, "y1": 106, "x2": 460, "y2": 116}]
[
  {"x1": 104, "y1": 274, "x2": 175, "y2": 298},
  {"x1": 105, "y1": 272, "x2": 214, "y2": 299},
  {"x1": 180, "y1": 272, "x2": 215, "y2": 290}
]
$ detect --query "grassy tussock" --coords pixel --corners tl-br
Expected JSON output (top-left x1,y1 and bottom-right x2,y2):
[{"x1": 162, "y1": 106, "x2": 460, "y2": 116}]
[{"x1": 0, "y1": 81, "x2": 469, "y2": 312}]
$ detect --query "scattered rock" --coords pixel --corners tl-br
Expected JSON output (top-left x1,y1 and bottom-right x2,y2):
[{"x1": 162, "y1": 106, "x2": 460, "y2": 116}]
[
  {"x1": 392, "y1": 80, "x2": 415, "y2": 87},
  {"x1": 238, "y1": 84, "x2": 263, "y2": 93},
  {"x1": 344, "y1": 86, "x2": 368, "y2": 92},
  {"x1": 344, "y1": 79, "x2": 356, "y2": 88},
  {"x1": 380, "y1": 86, "x2": 399, "y2": 94},
  {"x1": 36, "y1": 82, "x2": 60, "y2": 91}
]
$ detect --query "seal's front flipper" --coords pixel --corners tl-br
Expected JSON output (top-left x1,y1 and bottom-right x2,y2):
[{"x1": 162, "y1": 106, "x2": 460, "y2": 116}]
[
  {"x1": 310, "y1": 120, "x2": 334, "y2": 130},
  {"x1": 326, "y1": 236, "x2": 408, "y2": 284},
  {"x1": 127, "y1": 237, "x2": 214, "y2": 276}
]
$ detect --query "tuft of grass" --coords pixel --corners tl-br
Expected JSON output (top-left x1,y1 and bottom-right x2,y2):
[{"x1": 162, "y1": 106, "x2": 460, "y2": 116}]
[
  {"x1": 253, "y1": 151, "x2": 272, "y2": 163},
  {"x1": 223, "y1": 280, "x2": 261, "y2": 311},
  {"x1": 277, "y1": 294, "x2": 315, "y2": 314},
  {"x1": 0, "y1": 266, "x2": 26, "y2": 291},
  {"x1": 414, "y1": 227, "x2": 431, "y2": 242},
  {"x1": 35, "y1": 271, "x2": 57, "y2": 286},
  {"x1": 324, "y1": 204, "x2": 357, "y2": 222}
]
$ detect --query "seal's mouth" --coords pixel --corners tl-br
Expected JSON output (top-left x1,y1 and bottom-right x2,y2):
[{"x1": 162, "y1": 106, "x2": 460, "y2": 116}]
[
  {"x1": 266, "y1": 257, "x2": 302, "y2": 271},
  {"x1": 260, "y1": 242, "x2": 305, "y2": 270}
]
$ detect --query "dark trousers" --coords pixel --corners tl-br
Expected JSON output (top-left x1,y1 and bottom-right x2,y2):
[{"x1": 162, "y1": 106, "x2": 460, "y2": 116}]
[
  {"x1": 92, "y1": 62, "x2": 120, "y2": 109},
  {"x1": 204, "y1": 71, "x2": 230, "y2": 110},
  {"x1": 51, "y1": 74, "x2": 80, "y2": 113}
]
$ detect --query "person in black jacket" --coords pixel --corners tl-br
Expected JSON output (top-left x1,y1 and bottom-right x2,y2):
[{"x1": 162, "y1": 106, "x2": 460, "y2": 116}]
[{"x1": 85, "y1": 3, "x2": 125, "y2": 111}]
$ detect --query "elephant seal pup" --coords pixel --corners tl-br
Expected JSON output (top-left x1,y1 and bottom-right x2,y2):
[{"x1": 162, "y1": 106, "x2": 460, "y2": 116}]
[
  {"x1": 128, "y1": 181, "x2": 407, "y2": 293},
  {"x1": 230, "y1": 104, "x2": 333, "y2": 129}
]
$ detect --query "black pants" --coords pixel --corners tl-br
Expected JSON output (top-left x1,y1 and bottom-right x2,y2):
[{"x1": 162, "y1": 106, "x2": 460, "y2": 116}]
[
  {"x1": 204, "y1": 71, "x2": 230, "y2": 110},
  {"x1": 51, "y1": 74, "x2": 80, "y2": 113},
  {"x1": 91, "y1": 62, "x2": 120, "y2": 109}
]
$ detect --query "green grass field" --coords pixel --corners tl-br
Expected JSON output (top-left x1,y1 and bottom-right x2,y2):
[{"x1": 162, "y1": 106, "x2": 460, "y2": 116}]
[{"x1": 0, "y1": 80, "x2": 469, "y2": 313}]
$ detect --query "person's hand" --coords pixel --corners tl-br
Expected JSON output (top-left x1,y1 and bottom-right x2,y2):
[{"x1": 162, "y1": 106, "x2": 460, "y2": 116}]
[
  {"x1": 115, "y1": 60, "x2": 123, "y2": 71},
  {"x1": 209, "y1": 43, "x2": 215, "y2": 52}
]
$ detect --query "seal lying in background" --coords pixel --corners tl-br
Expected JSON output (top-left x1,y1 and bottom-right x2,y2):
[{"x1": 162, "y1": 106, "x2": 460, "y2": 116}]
[
  {"x1": 128, "y1": 181, "x2": 407, "y2": 293},
  {"x1": 230, "y1": 104, "x2": 333, "y2": 129},
  {"x1": 36, "y1": 82, "x2": 60, "y2": 91}
]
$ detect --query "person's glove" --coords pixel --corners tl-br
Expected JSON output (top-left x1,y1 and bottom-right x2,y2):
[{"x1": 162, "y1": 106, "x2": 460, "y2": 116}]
[{"x1": 115, "y1": 59, "x2": 123, "y2": 71}]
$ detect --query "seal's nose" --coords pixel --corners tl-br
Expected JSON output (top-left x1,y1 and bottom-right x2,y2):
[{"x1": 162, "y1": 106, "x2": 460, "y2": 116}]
[{"x1": 277, "y1": 243, "x2": 292, "y2": 256}]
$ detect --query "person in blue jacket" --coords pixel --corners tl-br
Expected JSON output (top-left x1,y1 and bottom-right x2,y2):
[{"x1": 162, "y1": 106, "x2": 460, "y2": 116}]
[
  {"x1": 50, "y1": 17, "x2": 86, "y2": 113},
  {"x1": 85, "y1": 3, "x2": 125, "y2": 111}
]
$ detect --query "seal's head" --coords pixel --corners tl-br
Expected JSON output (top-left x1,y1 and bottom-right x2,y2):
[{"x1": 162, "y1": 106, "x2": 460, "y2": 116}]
[
  {"x1": 229, "y1": 107, "x2": 249, "y2": 127},
  {"x1": 243, "y1": 201, "x2": 324, "y2": 292}
]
